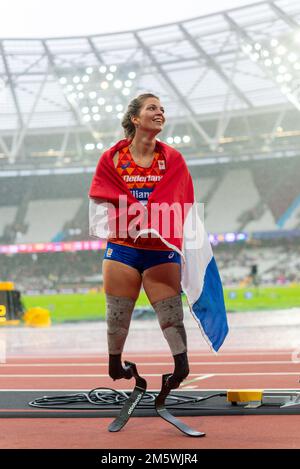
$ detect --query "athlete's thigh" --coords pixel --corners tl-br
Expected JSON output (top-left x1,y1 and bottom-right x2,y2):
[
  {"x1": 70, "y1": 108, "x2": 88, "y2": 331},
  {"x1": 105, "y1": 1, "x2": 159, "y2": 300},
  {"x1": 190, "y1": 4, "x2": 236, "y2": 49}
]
[
  {"x1": 142, "y1": 263, "x2": 181, "y2": 304},
  {"x1": 103, "y1": 259, "x2": 142, "y2": 301}
]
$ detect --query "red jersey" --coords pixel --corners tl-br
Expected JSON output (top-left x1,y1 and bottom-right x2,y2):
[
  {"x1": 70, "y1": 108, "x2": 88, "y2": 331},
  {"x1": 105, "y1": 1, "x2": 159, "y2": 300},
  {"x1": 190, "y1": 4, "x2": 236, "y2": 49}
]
[{"x1": 108, "y1": 145, "x2": 171, "y2": 250}]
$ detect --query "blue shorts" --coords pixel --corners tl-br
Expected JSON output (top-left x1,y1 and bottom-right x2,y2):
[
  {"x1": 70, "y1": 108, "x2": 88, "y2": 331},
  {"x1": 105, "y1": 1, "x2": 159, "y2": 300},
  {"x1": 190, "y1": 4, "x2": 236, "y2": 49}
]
[{"x1": 104, "y1": 242, "x2": 181, "y2": 274}]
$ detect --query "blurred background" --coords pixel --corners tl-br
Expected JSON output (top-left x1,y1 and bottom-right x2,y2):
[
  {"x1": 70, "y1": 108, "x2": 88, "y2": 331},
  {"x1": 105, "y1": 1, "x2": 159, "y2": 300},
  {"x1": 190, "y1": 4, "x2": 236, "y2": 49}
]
[{"x1": 0, "y1": 0, "x2": 300, "y2": 331}]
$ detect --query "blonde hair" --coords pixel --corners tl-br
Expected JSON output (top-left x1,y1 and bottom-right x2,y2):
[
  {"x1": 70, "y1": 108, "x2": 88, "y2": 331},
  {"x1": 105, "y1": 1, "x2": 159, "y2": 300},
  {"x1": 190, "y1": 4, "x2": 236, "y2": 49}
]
[{"x1": 122, "y1": 93, "x2": 159, "y2": 139}]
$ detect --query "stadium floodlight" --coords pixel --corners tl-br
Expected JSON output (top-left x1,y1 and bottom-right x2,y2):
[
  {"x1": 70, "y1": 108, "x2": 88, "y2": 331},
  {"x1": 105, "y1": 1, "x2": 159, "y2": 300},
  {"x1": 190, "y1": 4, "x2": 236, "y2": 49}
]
[
  {"x1": 99, "y1": 66, "x2": 107, "y2": 73},
  {"x1": 124, "y1": 80, "x2": 132, "y2": 87},
  {"x1": 128, "y1": 71, "x2": 136, "y2": 79},
  {"x1": 100, "y1": 81, "x2": 109, "y2": 90},
  {"x1": 254, "y1": 42, "x2": 262, "y2": 50},
  {"x1": 83, "y1": 115, "x2": 91, "y2": 122},
  {"x1": 284, "y1": 73, "x2": 292, "y2": 82},
  {"x1": 66, "y1": 85, "x2": 74, "y2": 91},
  {"x1": 76, "y1": 84, "x2": 83, "y2": 91},
  {"x1": 106, "y1": 73, "x2": 114, "y2": 81},
  {"x1": 73, "y1": 76, "x2": 80, "y2": 84},
  {"x1": 262, "y1": 49, "x2": 269, "y2": 57},
  {"x1": 81, "y1": 107, "x2": 89, "y2": 114},
  {"x1": 85, "y1": 143, "x2": 95, "y2": 150},
  {"x1": 109, "y1": 65, "x2": 117, "y2": 72},
  {"x1": 59, "y1": 77, "x2": 67, "y2": 85},
  {"x1": 270, "y1": 38, "x2": 279, "y2": 47},
  {"x1": 278, "y1": 65, "x2": 287, "y2": 74},
  {"x1": 174, "y1": 136, "x2": 181, "y2": 144},
  {"x1": 97, "y1": 97, "x2": 105, "y2": 105},
  {"x1": 264, "y1": 59, "x2": 272, "y2": 67},
  {"x1": 113, "y1": 80, "x2": 123, "y2": 89},
  {"x1": 166, "y1": 137, "x2": 173, "y2": 144},
  {"x1": 242, "y1": 43, "x2": 252, "y2": 54},
  {"x1": 93, "y1": 114, "x2": 101, "y2": 121},
  {"x1": 117, "y1": 112, "x2": 124, "y2": 119},
  {"x1": 78, "y1": 92, "x2": 85, "y2": 99},
  {"x1": 273, "y1": 57, "x2": 281, "y2": 65},
  {"x1": 86, "y1": 67, "x2": 94, "y2": 74},
  {"x1": 82, "y1": 75, "x2": 90, "y2": 82},
  {"x1": 89, "y1": 91, "x2": 97, "y2": 99},
  {"x1": 116, "y1": 104, "x2": 123, "y2": 111},
  {"x1": 183, "y1": 135, "x2": 191, "y2": 143},
  {"x1": 97, "y1": 143, "x2": 103, "y2": 150},
  {"x1": 250, "y1": 52, "x2": 259, "y2": 61},
  {"x1": 277, "y1": 45, "x2": 286, "y2": 55},
  {"x1": 105, "y1": 105, "x2": 113, "y2": 112},
  {"x1": 92, "y1": 106, "x2": 99, "y2": 113},
  {"x1": 288, "y1": 53, "x2": 297, "y2": 63},
  {"x1": 122, "y1": 88, "x2": 130, "y2": 96}
]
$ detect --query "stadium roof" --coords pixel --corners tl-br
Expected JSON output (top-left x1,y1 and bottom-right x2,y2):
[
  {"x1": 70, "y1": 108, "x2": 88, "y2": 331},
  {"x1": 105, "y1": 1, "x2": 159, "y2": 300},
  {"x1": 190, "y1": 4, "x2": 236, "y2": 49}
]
[{"x1": 1, "y1": 0, "x2": 300, "y2": 169}]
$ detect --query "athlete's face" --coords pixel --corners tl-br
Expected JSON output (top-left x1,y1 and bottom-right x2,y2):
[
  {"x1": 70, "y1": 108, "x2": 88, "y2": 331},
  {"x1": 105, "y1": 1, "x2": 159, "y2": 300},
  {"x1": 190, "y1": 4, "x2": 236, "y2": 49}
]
[{"x1": 132, "y1": 98, "x2": 165, "y2": 134}]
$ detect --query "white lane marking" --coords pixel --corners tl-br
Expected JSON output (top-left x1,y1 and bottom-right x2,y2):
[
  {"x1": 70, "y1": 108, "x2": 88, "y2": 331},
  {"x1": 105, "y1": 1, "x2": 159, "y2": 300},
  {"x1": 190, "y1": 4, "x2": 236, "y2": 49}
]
[
  {"x1": 0, "y1": 372, "x2": 299, "y2": 378},
  {"x1": 0, "y1": 360, "x2": 297, "y2": 366},
  {"x1": 181, "y1": 374, "x2": 215, "y2": 387}
]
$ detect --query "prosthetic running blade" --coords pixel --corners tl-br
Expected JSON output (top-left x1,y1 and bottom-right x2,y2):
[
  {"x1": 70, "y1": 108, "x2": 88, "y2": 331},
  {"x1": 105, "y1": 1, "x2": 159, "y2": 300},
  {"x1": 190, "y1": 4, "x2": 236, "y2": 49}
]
[
  {"x1": 155, "y1": 373, "x2": 206, "y2": 437},
  {"x1": 108, "y1": 361, "x2": 147, "y2": 432}
]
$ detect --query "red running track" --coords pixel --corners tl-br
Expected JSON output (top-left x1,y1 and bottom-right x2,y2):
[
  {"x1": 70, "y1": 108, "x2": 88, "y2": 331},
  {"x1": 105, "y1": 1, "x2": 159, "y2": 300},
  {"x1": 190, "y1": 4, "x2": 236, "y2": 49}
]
[{"x1": 0, "y1": 349, "x2": 300, "y2": 449}]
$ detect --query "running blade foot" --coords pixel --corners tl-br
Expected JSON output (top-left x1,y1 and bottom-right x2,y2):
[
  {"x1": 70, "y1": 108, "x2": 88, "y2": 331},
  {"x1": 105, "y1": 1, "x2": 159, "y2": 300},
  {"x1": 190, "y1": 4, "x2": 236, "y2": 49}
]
[
  {"x1": 108, "y1": 361, "x2": 147, "y2": 432},
  {"x1": 155, "y1": 373, "x2": 205, "y2": 438}
]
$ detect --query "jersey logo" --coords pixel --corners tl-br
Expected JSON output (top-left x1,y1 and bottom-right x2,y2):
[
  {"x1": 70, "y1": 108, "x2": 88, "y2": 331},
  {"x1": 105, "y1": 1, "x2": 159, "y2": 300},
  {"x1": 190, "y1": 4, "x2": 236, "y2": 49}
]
[
  {"x1": 168, "y1": 252, "x2": 175, "y2": 259},
  {"x1": 158, "y1": 160, "x2": 165, "y2": 170},
  {"x1": 106, "y1": 248, "x2": 113, "y2": 257},
  {"x1": 121, "y1": 162, "x2": 131, "y2": 169}
]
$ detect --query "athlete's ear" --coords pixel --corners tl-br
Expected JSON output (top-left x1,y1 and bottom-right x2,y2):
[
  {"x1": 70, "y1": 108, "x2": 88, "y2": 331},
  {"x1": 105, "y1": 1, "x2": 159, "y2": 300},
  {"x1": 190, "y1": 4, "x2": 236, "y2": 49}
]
[{"x1": 131, "y1": 116, "x2": 140, "y2": 127}]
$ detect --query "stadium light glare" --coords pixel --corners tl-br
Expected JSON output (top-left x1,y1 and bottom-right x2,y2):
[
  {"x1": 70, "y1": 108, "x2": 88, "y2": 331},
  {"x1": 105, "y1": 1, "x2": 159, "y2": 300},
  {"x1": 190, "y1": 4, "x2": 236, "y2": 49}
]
[
  {"x1": 250, "y1": 52, "x2": 259, "y2": 61},
  {"x1": 174, "y1": 136, "x2": 181, "y2": 144},
  {"x1": 117, "y1": 112, "x2": 124, "y2": 119},
  {"x1": 276, "y1": 75, "x2": 284, "y2": 83},
  {"x1": 288, "y1": 53, "x2": 297, "y2": 62},
  {"x1": 106, "y1": 73, "x2": 114, "y2": 81},
  {"x1": 254, "y1": 42, "x2": 262, "y2": 50},
  {"x1": 89, "y1": 91, "x2": 97, "y2": 99},
  {"x1": 73, "y1": 76, "x2": 80, "y2": 84},
  {"x1": 100, "y1": 81, "x2": 109, "y2": 90},
  {"x1": 124, "y1": 80, "x2": 132, "y2": 87},
  {"x1": 277, "y1": 45, "x2": 286, "y2": 55},
  {"x1": 82, "y1": 75, "x2": 90, "y2": 82},
  {"x1": 113, "y1": 80, "x2": 123, "y2": 89},
  {"x1": 242, "y1": 43, "x2": 252, "y2": 54},
  {"x1": 116, "y1": 104, "x2": 123, "y2": 111},
  {"x1": 81, "y1": 107, "x2": 89, "y2": 114},
  {"x1": 262, "y1": 49, "x2": 269, "y2": 57},
  {"x1": 128, "y1": 71, "x2": 136, "y2": 79},
  {"x1": 122, "y1": 88, "x2": 130, "y2": 96},
  {"x1": 105, "y1": 105, "x2": 113, "y2": 112},
  {"x1": 97, "y1": 97, "x2": 106, "y2": 105},
  {"x1": 83, "y1": 115, "x2": 91, "y2": 122},
  {"x1": 99, "y1": 66, "x2": 107, "y2": 73},
  {"x1": 183, "y1": 135, "x2": 191, "y2": 143},
  {"x1": 284, "y1": 73, "x2": 292, "y2": 82},
  {"x1": 85, "y1": 143, "x2": 95, "y2": 150},
  {"x1": 78, "y1": 92, "x2": 85, "y2": 99},
  {"x1": 294, "y1": 62, "x2": 300, "y2": 70},
  {"x1": 92, "y1": 106, "x2": 99, "y2": 113},
  {"x1": 109, "y1": 65, "x2": 117, "y2": 72},
  {"x1": 294, "y1": 31, "x2": 300, "y2": 43},
  {"x1": 273, "y1": 57, "x2": 281, "y2": 65},
  {"x1": 76, "y1": 84, "x2": 83, "y2": 91},
  {"x1": 93, "y1": 114, "x2": 101, "y2": 121},
  {"x1": 264, "y1": 59, "x2": 272, "y2": 67},
  {"x1": 86, "y1": 67, "x2": 94, "y2": 74},
  {"x1": 166, "y1": 137, "x2": 173, "y2": 144},
  {"x1": 270, "y1": 38, "x2": 278, "y2": 47},
  {"x1": 97, "y1": 143, "x2": 103, "y2": 150},
  {"x1": 59, "y1": 77, "x2": 67, "y2": 85},
  {"x1": 278, "y1": 65, "x2": 287, "y2": 74}
]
